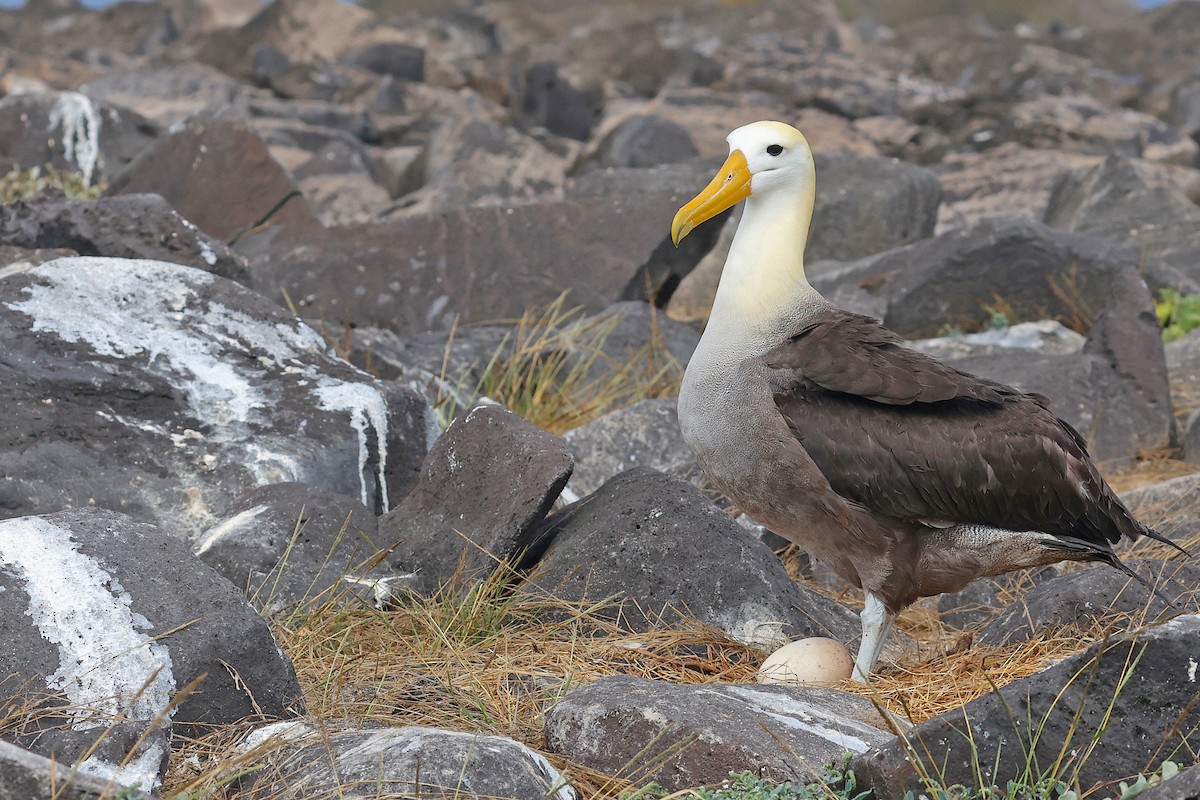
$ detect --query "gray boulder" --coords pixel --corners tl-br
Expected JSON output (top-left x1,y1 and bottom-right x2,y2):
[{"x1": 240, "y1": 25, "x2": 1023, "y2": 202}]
[
  {"x1": 1045, "y1": 156, "x2": 1200, "y2": 291},
  {"x1": 80, "y1": 63, "x2": 243, "y2": 126},
  {"x1": 0, "y1": 193, "x2": 248, "y2": 283},
  {"x1": 244, "y1": 162, "x2": 728, "y2": 333},
  {"x1": 1166, "y1": 323, "x2": 1200, "y2": 428},
  {"x1": 0, "y1": 91, "x2": 158, "y2": 187},
  {"x1": 587, "y1": 114, "x2": 700, "y2": 171},
  {"x1": 562, "y1": 398, "x2": 700, "y2": 502},
  {"x1": 1121, "y1": 474, "x2": 1200, "y2": 552},
  {"x1": 1140, "y1": 762, "x2": 1200, "y2": 800},
  {"x1": 195, "y1": 482, "x2": 419, "y2": 613},
  {"x1": 544, "y1": 675, "x2": 897, "y2": 791},
  {"x1": 392, "y1": 116, "x2": 567, "y2": 216},
  {"x1": 0, "y1": 740, "x2": 153, "y2": 800},
  {"x1": 977, "y1": 560, "x2": 1200, "y2": 647},
  {"x1": 525, "y1": 468, "x2": 860, "y2": 649},
  {"x1": 379, "y1": 405, "x2": 574, "y2": 588},
  {"x1": 0, "y1": 508, "x2": 303, "y2": 791},
  {"x1": 935, "y1": 144, "x2": 1101, "y2": 233},
  {"x1": 853, "y1": 614, "x2": 1200, "y2": 800},
  {"x1": 108, "y1": 110, "x2": 320, "y2": 243},
  {"x1": 248, "y1": 727, "x2": 575, "y2": 800},
  {"x1": 0, "y1": 257, "x2": 403, "y2": 540}
]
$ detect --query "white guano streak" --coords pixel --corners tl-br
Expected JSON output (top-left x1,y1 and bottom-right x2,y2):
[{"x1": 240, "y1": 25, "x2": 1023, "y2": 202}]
[
  {"x1": 0, "y1": 517, "x2": 176, "y2": 789},
  {"x1": 315, "y1": 383, "x2": 390, "y2": 511}
]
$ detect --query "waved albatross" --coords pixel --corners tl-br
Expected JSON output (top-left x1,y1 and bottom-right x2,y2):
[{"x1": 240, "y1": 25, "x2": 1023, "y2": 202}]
[{"x1": 672, "y1": 120, "x2": 1178, "y2": 682}]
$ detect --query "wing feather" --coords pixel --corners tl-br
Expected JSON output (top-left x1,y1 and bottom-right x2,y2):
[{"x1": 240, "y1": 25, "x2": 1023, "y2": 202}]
[{"x1": 765, "y1": 309, "x2": 1146, "y2": 547}]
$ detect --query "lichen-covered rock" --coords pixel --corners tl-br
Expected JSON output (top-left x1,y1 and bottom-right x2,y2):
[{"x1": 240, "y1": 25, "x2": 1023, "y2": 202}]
[
  {"x1": 0, "y1": 508, "x2": 304, "y2": 791},
  {"x1": 0, "y1": 257, "x2": 400, "y2": 539},
  {"x1": 248, "y1": 726, "x2": 576, "y2": 800},
  {"x1": 544, "y1": 676, "x2": 898, "y2": 791}
]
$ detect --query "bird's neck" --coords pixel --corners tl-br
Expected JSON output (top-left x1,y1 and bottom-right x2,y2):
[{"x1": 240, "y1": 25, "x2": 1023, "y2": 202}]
[{"x1": 706, "y1": 185, "x2": 825, "y2": 348}]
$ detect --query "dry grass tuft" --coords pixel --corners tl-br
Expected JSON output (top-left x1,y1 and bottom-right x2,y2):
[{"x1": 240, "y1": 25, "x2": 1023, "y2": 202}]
[
  {"x1": 161, "y1": 573, "x2": 761, "y2": 799},
  {"x1": 436, "y1": 296, "x2": 684, "y2": 435},
  {"x1": 1104, "y1": 451, "x2": 1199, "y2": 496}
]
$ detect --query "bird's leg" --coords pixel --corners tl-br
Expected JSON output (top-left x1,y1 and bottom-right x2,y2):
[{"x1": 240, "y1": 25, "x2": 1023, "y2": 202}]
[{"x1": 852, "y1": 593, "x2": 894, "y2": 683}]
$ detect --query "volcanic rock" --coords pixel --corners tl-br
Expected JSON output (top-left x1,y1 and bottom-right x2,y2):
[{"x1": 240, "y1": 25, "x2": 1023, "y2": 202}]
[
  {"x1": 0, "y1": 740, "x2": 154, "y2": 800},
  {"x1": 107, "y1": 110, "x2": 320, "y2": 243},
  {"x1": 525, "y1": 468, "x2": 860, "y2": 649},
  {"x1": 248, "y1": 727, "x2": 575, "y2": 800},
  {"x1": 0, "y1": 257, "x2": 400, "y2": 539},
  {"x1": 0, "y1": 91, "x2": 158, "y2": 187},
  {"x1": 544, "y1": 676, "x2": 897, "y2": 792},
  {"x1": 0, "y1": 193, "x2": 248, "y2": 282},
  {"x1": 854, "y1": 614, "x2": 1200, "y2": 800},
  {"x1": 380, "y1": 404, "x2": 573, "y2": 588},
  {"x1": 977, "y1": 560, "x2": 1200, "y2": 647},
  {"x1": 0, "y1": 508, "x2": 303, "y2": 789},
  {"x1": 195, "y1": 482, "x2": 413, "y2": 612}
]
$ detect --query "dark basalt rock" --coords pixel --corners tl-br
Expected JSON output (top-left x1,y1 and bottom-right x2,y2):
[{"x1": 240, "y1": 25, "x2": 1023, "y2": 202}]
[
  {"x1": 1045, "y1": 156, "x2": 1200, "y2": 292},
  {"x1": 0, "y1": 508, "x2": 304, "y2": 790},
  {"x1": 247, "y1": 726, "x2": 574, "y2": 800},
  {"x1": 379, "y1": 404, "x2": 574, "y2": 589},
  {"x1": 0, "y1": 193, "x2": 248, "y2": 282},
  {"x1": 544, "y1": 676, "x2": 898, "y2": 792},
  {"x1": 0, "y1": 740, "x2": 154, "y2": 800},
  {"x1": 0, "y1": 256, "x2": 403, "y2": 540},
  {"x1": 242, "y1": 161, "x2": 729, "y2": 333},
  {"x1": 977, "y1": 559, "x2": 1200, "y2": 647},
  {"x1": 562, "y1": 398, "x2": 701, "y2": 501},
  {"x1": 514, "y1": 61, "x2": 599, "y2": 142},
  {"x1": 853, "y1": 615, "x2": 1200, "y2": 800},
  {"x1": 339, "y1": 42, "x2": 425, "y2": 82},
  {"x1": 524, "y1": 467, "x2": 861, "y2": 649},
  {"x1": 195, "y1": 482, "x2": 403, "y2": 612},
  {"x1": 587, "y1": 114, "x2": 700, "y2": 171},
  {"x1": 107, "y1": 110, "x2": 320, "y2": 243},
  {"x1": 0, "y1": 91, "x2": 159, "y2": 187}
]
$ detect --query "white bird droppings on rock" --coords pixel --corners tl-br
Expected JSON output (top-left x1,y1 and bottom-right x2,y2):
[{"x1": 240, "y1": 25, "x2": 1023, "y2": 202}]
[
  {"x1": 315, "y1": 382, "x2": 390, "y2": 511},
  {"x1": 0, "y1": 516, "x2": 176, "y2": 789}
]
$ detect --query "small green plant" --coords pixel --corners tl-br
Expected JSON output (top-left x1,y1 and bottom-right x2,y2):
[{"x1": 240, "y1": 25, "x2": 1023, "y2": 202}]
[
  {"x1": 1115, "y1": 760, "x2": 1180, "y2": 800},
  {"x1": 1156, "y1": 289, "x2": 1200, "y2": 342},
  {"x1": 0, "y1": 164, "x2": 102, "y2": 204},
  {"x1": 901, "y1": 774, "x2": 1077, "y2": 800},
  {"x1": 622, "y1": 762, "x2": 871, "y2": 800}
]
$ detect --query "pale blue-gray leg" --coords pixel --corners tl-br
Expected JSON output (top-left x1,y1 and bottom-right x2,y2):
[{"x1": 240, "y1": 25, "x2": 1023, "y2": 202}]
[{"x1": 852, "y1": 593, "x2": 894, "y2": 683}]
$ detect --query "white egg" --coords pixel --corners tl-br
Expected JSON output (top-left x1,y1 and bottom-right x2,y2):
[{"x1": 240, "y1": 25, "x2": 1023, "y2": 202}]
[{"x1": 756, "y1": 637, "x2": 854, "y2": 686}]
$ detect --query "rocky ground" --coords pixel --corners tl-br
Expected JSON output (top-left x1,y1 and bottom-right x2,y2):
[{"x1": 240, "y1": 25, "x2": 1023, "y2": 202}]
[{"x1": 1, "y1": 0, "x2": 1200, "y2": 797}]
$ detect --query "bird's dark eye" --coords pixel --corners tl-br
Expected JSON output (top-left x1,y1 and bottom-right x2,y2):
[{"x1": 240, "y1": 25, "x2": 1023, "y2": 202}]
[{"x1": 767, "y1": 144, "x2": 784, "y2": 156}]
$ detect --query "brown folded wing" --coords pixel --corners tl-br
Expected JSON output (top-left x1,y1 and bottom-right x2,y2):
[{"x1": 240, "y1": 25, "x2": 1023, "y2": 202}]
[{"x1": 763, "y1": 309, "x2": 1145, "y2": 548}]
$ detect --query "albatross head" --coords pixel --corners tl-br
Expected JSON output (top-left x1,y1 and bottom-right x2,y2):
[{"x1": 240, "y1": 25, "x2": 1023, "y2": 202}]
[{"x1": 671, "y1": 120, "x2": 814, "y2": 246}]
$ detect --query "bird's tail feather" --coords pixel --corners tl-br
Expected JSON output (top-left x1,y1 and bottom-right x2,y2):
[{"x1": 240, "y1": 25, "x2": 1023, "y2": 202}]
[{"x1": 1142, "y1": 526, "x2": 1191, "y2": 558}]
